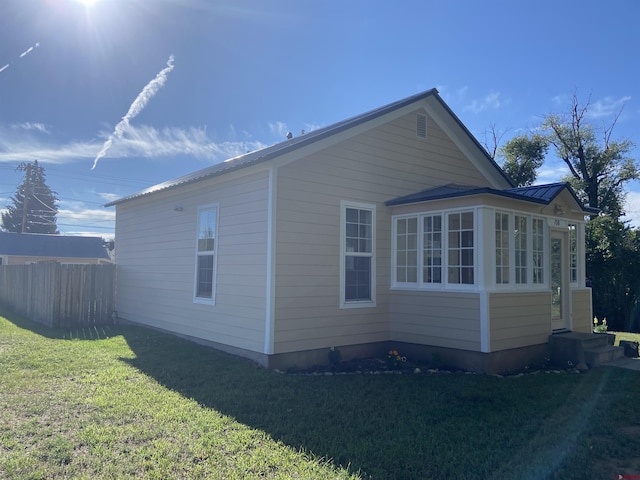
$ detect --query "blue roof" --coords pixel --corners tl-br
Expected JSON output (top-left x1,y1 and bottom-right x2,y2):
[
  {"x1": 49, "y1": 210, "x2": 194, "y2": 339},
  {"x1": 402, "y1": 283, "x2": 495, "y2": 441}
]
[
  {"x1": 0, "y1": 232, "x2": 111, "y2": 260},
  {"x1": 386, "y1": 182, "x2": 598, "y2": 214},
  {"x1": 105, "y1": 88, "x2": 512, "y2": 207}
]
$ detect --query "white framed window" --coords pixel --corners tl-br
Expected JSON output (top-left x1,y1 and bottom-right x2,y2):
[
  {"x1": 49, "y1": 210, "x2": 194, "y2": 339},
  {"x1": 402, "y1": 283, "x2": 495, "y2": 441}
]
[
  {"x1": 493, "y1": 211, "x2": 546, "y2": 288},
  {"x1": 194, "y1": 204, "x2": 218, "y2": 304},
  {"x1": 396, "y1": 217, "x2": 418, "y2": 283},
  {"x1": 392, "y1": 209, "x2": 475, "y2": 289},
  {"x1": 495, "y1": 212, "x2": 510, "y2": 284},
  {"x1": 340, "y1": 201, "x2": 376, "y2": 308},
  {"x1": 447, "y1": 211, "x2": 474, "y2": 285},
  {"x1": 569, "y1": 223, "x2": 578, "y2": 284},
  {"x1": 532, "y1": 218, "x2": 545, "y2": 285},
  {"x1": 423, "y1": 214, "x2": 442, "y2": 284},
  {"x1": 514, "y1": 214, "x2": 528, "y2": 284}
]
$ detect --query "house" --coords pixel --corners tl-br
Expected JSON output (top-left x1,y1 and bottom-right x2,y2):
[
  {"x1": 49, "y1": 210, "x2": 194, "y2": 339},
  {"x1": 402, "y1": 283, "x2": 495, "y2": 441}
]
[
  {"x1": 105, "y1": 89, "x2": 596, "y2": 373},
  {"x1": 0, "y1": 231, "x2": 112, "y2": 265}
]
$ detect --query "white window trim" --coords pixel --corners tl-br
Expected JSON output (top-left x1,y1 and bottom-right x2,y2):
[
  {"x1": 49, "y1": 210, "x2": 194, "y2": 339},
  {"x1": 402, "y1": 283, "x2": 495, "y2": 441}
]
[
  {"x1": 193, "y1": 203, "x2": 219, "y2": 305},
  {"x1": 493, "y1": 210, "x2": 549, "y2": 291},
  {"x1": 390, "y1": 208, "x2": 477, "y2": 292},
  {"x1": 568, "y1": 222, "x2": 579, "y2": 285},
  {"x1": 340, "y1": 200, "x2": 376, "y2": 309}
]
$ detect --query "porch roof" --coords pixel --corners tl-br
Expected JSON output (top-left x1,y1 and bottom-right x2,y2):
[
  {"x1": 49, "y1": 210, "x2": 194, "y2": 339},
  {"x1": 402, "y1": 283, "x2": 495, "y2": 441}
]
[{"x1": 385, "y1": 182, "x2": 599, "y2": 214}]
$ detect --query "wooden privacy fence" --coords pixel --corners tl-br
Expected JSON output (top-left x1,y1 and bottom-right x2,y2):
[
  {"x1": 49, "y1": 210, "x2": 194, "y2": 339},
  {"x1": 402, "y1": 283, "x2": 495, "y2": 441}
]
[{"x1": 0, "y1": 263, "x2": 115, "y2": 327}]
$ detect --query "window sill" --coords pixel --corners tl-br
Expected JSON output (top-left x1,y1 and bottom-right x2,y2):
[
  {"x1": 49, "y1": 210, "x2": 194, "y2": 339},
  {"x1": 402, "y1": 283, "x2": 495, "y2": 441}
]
[
  {"x1": 340, "y1": 300, "x2": 377, "y2": 309},
  {"x1": 193, "y1": 297, "x2": 215, "y2": 305},
  {"x1": 390, "y1": 284, "x2": 477, "y2": 293}
]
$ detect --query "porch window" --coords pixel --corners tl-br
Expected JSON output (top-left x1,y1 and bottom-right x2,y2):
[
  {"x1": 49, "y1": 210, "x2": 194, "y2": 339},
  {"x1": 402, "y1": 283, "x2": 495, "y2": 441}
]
[
  {"x1": 392, "y1": 210, "x2": 474, "y2": 288},
  {"x1": 396, "y1": 217, "x2": 418, "y2": 283},
  {"x1": 423, "y1": 214, "x2": 442, "y2": 284},
  {"x1": 194, "y1": 205, "x2": 218, "y2": 303},
  {"x1": 569, "y1": 223, "x2": 578, "y2": 283},
  {"x1": 532, "y1": 218, "x2": 545, "y2": 284},
  {"x1": 493, "y1": 212, "x2": 546, "y2": 287},
  {"x1": 341, "y1": 202, "x2": 376, "y2": 307},
  {"x1": 448, "y1": 212, "x2": 474, "y2": 284},
  {"x1": 495, "y1": 212, "x2": 510, "y2": 284},
  {"x1": 514, "y1": 215, "x2": 528, "y2": 284}
]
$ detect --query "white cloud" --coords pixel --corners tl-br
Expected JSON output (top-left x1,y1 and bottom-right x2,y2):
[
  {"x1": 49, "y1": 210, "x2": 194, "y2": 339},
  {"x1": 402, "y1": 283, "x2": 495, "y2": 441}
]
[
  {"x1": 535, "y1": 160, "x2": 570, "y2": 185},
  {"x1": 58, "y1": 206, "x2": 115, "y2": 223},
  {"x1": 436, "y1": 85, "x2": 469, "y2": 106},
  {"x1": 268, "y1": 121, "x2": 289, "y2": 138},
  {"x1": 12, "y1": 122, "x2": 49, "y2": 134},
  {"x1": 587, "y1": 96, "x2": 632, "y2": 120},
  {"x1": 97, "y1": 192, "x2": 121, "y2": 203},
  {"x1": 464, "y1": 91, "x2": 508, "y2": 114},
  {"x1": 303, "y1": 122, "x2": 323, "y2": 133},
  {"x1": 622, "y1": 189, "x2": 640, "y2": 228},
  {"x1": 0, "y1": 123, "x2": 267, "y2": 165}
]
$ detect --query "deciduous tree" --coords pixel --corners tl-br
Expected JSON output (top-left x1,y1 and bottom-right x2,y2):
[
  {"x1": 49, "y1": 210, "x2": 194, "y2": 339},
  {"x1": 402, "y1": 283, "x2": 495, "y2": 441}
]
[
  {"x1": 543, "y1": 93, "x2": 638, "y2": 218},
  {"x1": 499, "y1": 134, "x2": 548, "y2": 187}
]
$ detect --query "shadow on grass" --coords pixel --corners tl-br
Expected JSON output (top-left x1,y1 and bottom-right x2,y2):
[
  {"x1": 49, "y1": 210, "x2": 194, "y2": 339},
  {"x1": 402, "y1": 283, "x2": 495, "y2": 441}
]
[
  {"x1": 115, "y1": 323, "x2": 640, "y2": 480},
  {"x1": 0, "y1": 306, "x2": 121, "y2": 341},
  {"x1": 4, "y1": 306, "x2": 640, "y2": 479}
]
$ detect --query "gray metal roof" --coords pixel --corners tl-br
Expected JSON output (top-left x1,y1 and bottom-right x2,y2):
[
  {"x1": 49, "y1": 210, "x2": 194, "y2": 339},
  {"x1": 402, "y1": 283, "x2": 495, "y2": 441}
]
[
  {"x1": 386, "y1": 182, "x2": 598, "y2": 214},
  {"x1": 0, "y1": 232, "x2": 111, "y2": 260},
  {"x1": 105, "y1": 88, "x2": 512, "y2": 207}
]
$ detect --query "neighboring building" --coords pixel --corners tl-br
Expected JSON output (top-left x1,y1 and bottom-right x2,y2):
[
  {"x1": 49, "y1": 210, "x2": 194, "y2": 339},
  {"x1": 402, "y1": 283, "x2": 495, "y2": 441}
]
[
  {"x1": 106, "y1": 89, "x2": 596, "y2": 373},
  {"x1": 0, "y1": 231, "x2": 112, "y2": 265}
]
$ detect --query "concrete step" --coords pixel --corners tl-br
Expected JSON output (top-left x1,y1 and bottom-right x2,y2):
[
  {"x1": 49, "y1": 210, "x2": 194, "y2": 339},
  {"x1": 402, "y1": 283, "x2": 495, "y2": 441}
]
[
  {"x1": 549, "y1": 332, "x2": 619, "y2": 369},
  {"x1": 584, "y1": 345, "x2": 625, "y2": 368}
]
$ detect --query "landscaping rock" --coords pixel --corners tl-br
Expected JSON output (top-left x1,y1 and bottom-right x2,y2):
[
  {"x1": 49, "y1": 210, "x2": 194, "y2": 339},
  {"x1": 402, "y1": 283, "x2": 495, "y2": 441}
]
[{"x1": 576, "y1": 362, "x2": 589, "y2": 372}]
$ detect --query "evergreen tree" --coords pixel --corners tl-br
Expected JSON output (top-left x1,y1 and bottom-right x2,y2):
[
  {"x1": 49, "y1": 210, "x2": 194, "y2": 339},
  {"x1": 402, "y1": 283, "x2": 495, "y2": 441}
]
[{"x1": 1, "y1": 160, "x2": 59, "y2": 234}]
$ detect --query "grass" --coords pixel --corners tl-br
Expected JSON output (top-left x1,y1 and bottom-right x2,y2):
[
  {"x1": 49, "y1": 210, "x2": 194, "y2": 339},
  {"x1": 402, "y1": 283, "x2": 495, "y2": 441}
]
[{"x1": 1, "y1": 309, "x2": 640, "y2": 479}]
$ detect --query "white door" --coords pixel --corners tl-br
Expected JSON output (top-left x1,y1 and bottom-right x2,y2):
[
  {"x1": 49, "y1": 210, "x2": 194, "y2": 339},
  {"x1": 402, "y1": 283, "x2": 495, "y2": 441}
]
[{"x1": 550, "y1": 231, "x2": 570, "y2": 331}]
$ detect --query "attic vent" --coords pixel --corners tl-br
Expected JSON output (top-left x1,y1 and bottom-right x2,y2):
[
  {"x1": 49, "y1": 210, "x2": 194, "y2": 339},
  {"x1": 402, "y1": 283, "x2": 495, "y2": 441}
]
[{"x1": 416, "y1": 114, "x2": 427, "y2": 138}]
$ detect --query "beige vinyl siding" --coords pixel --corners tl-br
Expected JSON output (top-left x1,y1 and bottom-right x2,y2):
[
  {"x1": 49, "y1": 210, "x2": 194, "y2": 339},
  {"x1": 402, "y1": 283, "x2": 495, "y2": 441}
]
[
  {"x1": 115, "y1": 170, "x2": 269, "y2": 353},
  {"x1": 273, "y1": 111, "x2": 490, "y2": 354},
  {"x1": 389, "y1": 290, "x2": 481, "y2": 351},
  {"x1": 489, "y1": 291, "x2": 551, "y2": 351},
  {"x1": 571, "y1": 288, "x2": 593, "y2": 333}
]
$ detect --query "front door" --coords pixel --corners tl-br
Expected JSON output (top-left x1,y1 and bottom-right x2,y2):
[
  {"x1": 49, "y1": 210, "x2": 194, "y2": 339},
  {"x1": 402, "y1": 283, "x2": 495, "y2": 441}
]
[{"x1": 551, "y1": 231, "x2": 570, "y2": 331}]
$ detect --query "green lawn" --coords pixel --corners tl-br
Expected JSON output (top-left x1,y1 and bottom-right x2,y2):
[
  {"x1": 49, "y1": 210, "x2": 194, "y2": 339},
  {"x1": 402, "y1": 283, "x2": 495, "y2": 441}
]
[{"x1": 1, "y1": 308, "x2": 640, "y2": 480}]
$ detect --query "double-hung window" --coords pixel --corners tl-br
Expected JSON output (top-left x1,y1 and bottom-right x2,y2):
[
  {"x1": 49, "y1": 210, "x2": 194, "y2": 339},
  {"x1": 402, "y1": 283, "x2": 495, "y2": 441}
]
[
  {"x1": 194, "y1": 205, "x2": 218, "y2": 303},
  {"x1": 341, "y1": 202, "x2": 375, "y2": 307}
]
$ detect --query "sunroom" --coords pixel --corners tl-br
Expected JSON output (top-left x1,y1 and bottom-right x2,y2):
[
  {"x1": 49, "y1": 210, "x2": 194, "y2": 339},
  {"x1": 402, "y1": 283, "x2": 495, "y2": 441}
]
[{"x1": 384, "y1": 182, "x2": 597, "y2": 370}]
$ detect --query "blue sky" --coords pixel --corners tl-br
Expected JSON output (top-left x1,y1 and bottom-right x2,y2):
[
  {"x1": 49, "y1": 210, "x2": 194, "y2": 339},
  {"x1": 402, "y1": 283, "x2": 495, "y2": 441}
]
[{"x1": 1, "y1": 0, "x2": 639, "y2": 238}]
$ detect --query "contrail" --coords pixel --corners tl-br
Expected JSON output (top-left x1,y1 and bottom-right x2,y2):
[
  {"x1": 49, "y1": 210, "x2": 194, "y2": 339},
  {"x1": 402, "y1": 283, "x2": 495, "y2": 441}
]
[
  {"x1": 92, "y1": 55, "x2": 176, "y2": 170},
  {"x1": 19, "y1": 44, "x2": 38, "y2": 58},
  {"x1": 0, "y1": 42, "x2": 39, "y2": 74}
]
